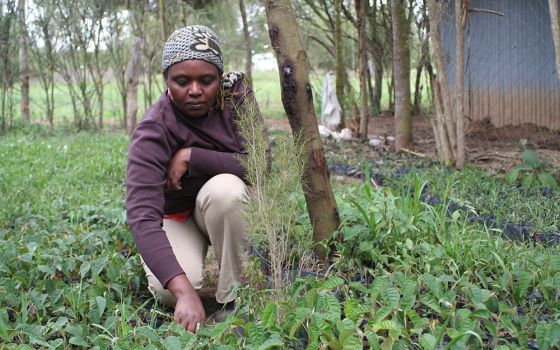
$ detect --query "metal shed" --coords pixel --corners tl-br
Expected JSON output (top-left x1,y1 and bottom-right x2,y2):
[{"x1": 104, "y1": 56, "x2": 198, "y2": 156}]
[{"x1": 441, "y1": 0, "x2": 560, "y2": 130}]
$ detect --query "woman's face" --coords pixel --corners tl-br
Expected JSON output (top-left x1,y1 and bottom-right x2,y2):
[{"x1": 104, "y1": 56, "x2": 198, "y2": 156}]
[{"x1": 165, "y1": 60, "x2": 220, "y2": 118}]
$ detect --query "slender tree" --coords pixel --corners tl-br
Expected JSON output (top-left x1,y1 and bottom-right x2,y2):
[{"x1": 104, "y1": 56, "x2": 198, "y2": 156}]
[
  {"x1": 239, "y1": 0, "x2": 253, "y2": 86},
  {"x1": 391, "y1": 0, "x2": 412, "y2": 151},
  {"x1": 158, "y1": 0, "x2": 170, "y2": 41},
  {"x1": 455, "y1": 0, "x2": 467, "y2": 168},
  {"x1": 355, "y1": 0, "x2": 368, "y2": 140},
  {"x1": 27, "y1": 0, "x2": 56, "y2": 131},
  {"x1": 366, "y1": 0, "x2": 384, "y2": 116},
  {"x1": 106, "y1": 7, "x2": 130, "y2": 129},
  {"x1": 0, "y1": 0, "x2": 17, "y2": 131},
  {"x1": 18, "y1": 0, "x2": 29, "y2": 123},
  {"x1": 550, "y1": 0, "x2": 560, "y2": 80},
  {"x1": 334, "y1": 0, "x2": 345, "y2": 128},
  {"x1": 126, "y1": 37, "x2": 144, "y2": 134},
  {"x1": 263, "y1": 0, "x2": 340, "y2": 260}
]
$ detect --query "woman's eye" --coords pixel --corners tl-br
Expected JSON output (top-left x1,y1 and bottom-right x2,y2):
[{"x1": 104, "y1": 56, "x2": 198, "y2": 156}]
[
  {"x1": 201, "y1": 77, "x2": 215, "y2": 85},
  {"x1": 175, "y1": 78, "x2": 188, "y2": 85}
]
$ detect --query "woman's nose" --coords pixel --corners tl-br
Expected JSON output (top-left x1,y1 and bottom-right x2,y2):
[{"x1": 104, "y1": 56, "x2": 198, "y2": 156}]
[{"x1": 188, "y1": 82, "x2": 203, "y2": 96}]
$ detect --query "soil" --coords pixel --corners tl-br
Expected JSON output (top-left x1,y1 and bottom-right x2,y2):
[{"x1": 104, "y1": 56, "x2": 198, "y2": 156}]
[{"x1": 266, "y1": 113, "x2": 560, "y2": 174}]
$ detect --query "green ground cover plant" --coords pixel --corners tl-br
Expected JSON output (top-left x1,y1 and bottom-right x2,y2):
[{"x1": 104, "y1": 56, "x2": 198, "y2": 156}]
[
  {"x1": 1, "y1": 132, "x2": 559, "y2": 349},
  {"x1": 388, "y1": 162, "x2": 560, "y2": 234}
]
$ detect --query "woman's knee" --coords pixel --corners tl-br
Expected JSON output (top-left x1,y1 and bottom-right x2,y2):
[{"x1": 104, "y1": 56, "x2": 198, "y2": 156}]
[{"x1": 197, "y1": 174, "x2": 249, "y2": 212}]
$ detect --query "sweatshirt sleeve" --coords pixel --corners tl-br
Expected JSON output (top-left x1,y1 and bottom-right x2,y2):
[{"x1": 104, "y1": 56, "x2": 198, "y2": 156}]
[
  {"x1": 125, "y1": 122, "x2": 183, "y2": 288},
  {"x1": 187, "y1": 147, "x2": 246, "y2": 179}
]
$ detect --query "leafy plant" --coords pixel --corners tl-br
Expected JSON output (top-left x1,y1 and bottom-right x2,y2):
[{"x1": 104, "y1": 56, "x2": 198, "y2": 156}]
[{"x1": 507, "y1": 149, "x2": 558, "y2": 189}]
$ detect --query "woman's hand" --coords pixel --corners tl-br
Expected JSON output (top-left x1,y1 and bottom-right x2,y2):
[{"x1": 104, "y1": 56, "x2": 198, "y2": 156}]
[
  {"x1": 167, "y1": 274, "x2": 205, "y2": 333},
  {"x1": 166, "y1": 148, "x2": 192, "y2": 191}
]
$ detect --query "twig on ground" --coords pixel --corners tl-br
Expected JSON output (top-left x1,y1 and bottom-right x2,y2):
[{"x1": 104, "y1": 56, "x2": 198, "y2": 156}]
[{"x1": 401, "y1": 148, "x2": 427, "y2": 158}]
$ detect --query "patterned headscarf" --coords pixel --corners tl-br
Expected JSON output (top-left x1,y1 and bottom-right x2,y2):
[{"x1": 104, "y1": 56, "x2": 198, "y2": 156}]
[{"x1": 162, "y1": 25, "x2": 223, "y2": 73}]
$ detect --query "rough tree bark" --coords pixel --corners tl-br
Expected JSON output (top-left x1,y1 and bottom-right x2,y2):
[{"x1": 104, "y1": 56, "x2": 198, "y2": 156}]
[
  {"x1": 334, "y1": 0, "x2": 345, "y2": 128},
  {"x1": 455, "y1": 0, "x2": 467, "y2": 168},
  {"x1": 264, "y1": 0, "x2": 340, "y2": 260},
  {"x1": 427, "y1": 0, "x2": 454, "y2": 163},
  {"x1": 391, "y1": 0, "x2": 412, "y2": 151},
  {"x1": 126, "y1": 37, "x2": 143, "y2": 135},
  {"x1": 550, "y1": 0, "x2": 560, "y2": 80},
  {"x1": 239, "y1": 0, "x2": 253, "y2": 87},
  {"x1": 18, "y1": 0, "x2": 29, "y2": 123},
  {"x1": 356, "y1": 0, "x2": 368, "y2": 140}
]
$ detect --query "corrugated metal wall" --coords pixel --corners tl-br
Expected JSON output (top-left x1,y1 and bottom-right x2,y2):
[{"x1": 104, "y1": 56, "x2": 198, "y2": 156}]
[{"x1": 442, "y1": 0, "x2": 560, "y2": 129}]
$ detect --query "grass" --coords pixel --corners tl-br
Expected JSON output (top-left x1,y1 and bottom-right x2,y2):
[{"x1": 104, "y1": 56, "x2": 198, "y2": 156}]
[
  {"x1": 1, "y1": 131, "x2": 560, "y2": 349},
  {"x1": 4, "y1": 69, "x2": 432, "y2": 131}
]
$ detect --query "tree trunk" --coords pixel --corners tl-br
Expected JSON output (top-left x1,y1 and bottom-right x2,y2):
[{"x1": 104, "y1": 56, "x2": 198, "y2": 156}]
[
  {"x1": 455, "y1": 0, "x2": 467, "y2": 168},
  {"x1": 372, "y1": 57, "x2": 383, "y2": 114},
  {"x1": 159, "y1": 0, "x2": 170, "y2": 41},
  {"x1": 180, "y1": 0, "x2": 188, "y2": 25},
  {"x1": 391, "y1": 0, "x2": 412, "y2": 151},
  {"x1": 427, "y1": 0, "x2": 454, "y2": 164},
  {"x1": 367, "y1": 0, "x2": 383, "y2": 115},
  {"x1": 356, "y1": 0, "x2": 368, "y2": 140},
  {"x1": 18, "y1": 0, "x2": 29, "y2": 123},
  {"x1": 550, "y1": 0, "x2": 560, "y2": 80},
  {"x1": 239, "y1": 0, "x2": 253, "y2": 86},
  {"x1": 126, "y1": 37, "x2": 144, "y2": 135},
  {"x1": 412, "y1": 62, "x2": 423, "y2": 114},
  {"x1": 334, "y1": 0, "x2": 345, "y2": 128},
  {"x1": 264, "y1": 0, "x2": 340, "y2": 261}
]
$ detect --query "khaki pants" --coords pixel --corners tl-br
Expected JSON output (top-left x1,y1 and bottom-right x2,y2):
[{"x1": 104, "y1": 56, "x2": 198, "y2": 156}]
[{"x1": 142, "y1": 174, "x2": 250, "y2": 306}]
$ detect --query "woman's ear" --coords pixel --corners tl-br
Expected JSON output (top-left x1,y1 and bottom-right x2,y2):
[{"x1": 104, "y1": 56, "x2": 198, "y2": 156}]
[{"x1": 167, "y1": 89, "x2": 174, "y2": 101}]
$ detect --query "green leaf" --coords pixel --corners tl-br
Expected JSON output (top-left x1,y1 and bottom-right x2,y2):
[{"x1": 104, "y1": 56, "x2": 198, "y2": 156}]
[
  {"x1": 372, "y1": 306, "x2": 393, "y2": 324},
  {"x1": 551, "y1": 323, "x2": 560, "y2": 347},
  {"x1": 137, "y1": 326, "x2": 159, "y2": 341},
  {"x1": 260, "y1": 302, "x2": 277, "y2": 328},
  {"x1": 506, "y1": 168, "x2": 521, "y2": 183},
  {"x1": 423, "y1": 274, "x2": 442, "y2": 298},
  {"x1": 211, "y1": 321, "x2": 229, "y2": 339},
  {"x1": 322, "y1": 294, "x2": 341, "y2": 318},
  {"x1": 96, "y1": 296, "x2": 106, "y2": 319},
  {"x1": 550, "y1": 256, "x2": 560, "y2": 273},
  {"x1": 320, "y1": 277, "x2": 344, "y2": 292},
  {"x1": 344, "y1": 299, "x2": 359, "y2": 320},
  {"x1": 538, "y1": 172, "x2": 558, "y2": 189},
  {"x1": 420, "y1": 294, "x2": 441, "y2": 314},
  {"x1": 521, "y1": 150, "x2": 540, "y2": 168},
  {"x1": 161, "y1": 336, "x2": 182, "y2": 350},
  {"x1": 381, "y1": 287, "x2": 400, "y2": 309},
  {"x1": 522, "y1": 174, "x2": 535, "y2": 188},
  {"x1": 79, "y1": 261, "x2": 91, "y2": 278},
  {"x1": 400, "y1": 279, "x2": 417, "y2": 310},
  {"x1": 69, "y1": 336, "x2": 88, "y2": 347},
  {"x1": 258, "y1": 337, "x2": 283, "y2": 350},
  {"x1": 514, "y1": 271, "x2": 533, "y2": 304},
  {"x1": 370, "y1": 276, "x2": 388, "y2": 301},
  {"x1": 419, "y1": 333, "x2": 437, "y2": 350},
  {"x1": 248, "y1": 323, "x2": 266, "y2": 346},
  {"x1": 536, "y1": 324, "x2": 551, "y2": 350},
  {"x1": 341, "y1": 334, "x2": 363, "y2": 350}
]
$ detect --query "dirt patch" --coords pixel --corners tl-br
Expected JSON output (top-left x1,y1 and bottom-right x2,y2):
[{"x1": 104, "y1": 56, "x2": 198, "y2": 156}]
[{"x1": 265, "y1": 113, "x2": 560, "y2": 174}]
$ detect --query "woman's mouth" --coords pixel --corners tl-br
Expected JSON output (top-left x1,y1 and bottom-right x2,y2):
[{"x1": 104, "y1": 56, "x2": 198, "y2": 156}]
[{"x1": 185, "y1": 102, "x2": 207, "y2": 110}]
